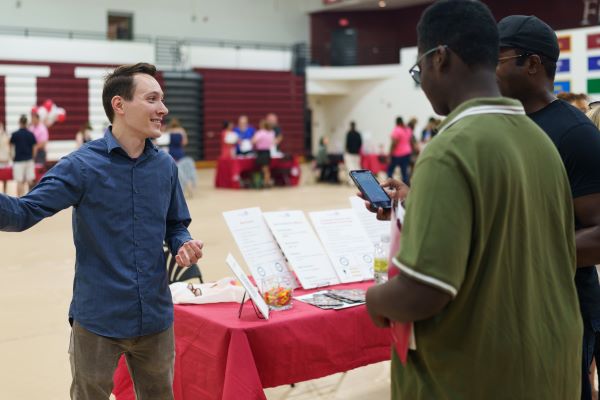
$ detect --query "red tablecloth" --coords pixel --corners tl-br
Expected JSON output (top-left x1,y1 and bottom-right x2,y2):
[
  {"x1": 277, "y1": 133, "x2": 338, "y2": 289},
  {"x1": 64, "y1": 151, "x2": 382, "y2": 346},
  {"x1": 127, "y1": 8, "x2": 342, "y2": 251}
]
[
  {"x1": 215, "y1": 156, "x2": 301, "y2": 188},
  {"x1": 112, "y1": 281, "x2": 391, "y2": 400},
  {"x1": 0, "y1": 165, "x2": 45, "y2": 181},
  {"x1": 360, "y1": 154, "x2": 388, "y2": 174}
]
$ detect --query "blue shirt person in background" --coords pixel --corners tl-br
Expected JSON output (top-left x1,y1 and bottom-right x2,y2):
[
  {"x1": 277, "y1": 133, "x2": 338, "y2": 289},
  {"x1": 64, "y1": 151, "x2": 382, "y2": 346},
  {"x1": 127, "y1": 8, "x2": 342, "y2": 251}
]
[
  {"x1": 234, "y1": 114, "x2": 255, "y2": 155},
  {"x1": 0, "y1": 63, "x2": 204, "y2": 400}
]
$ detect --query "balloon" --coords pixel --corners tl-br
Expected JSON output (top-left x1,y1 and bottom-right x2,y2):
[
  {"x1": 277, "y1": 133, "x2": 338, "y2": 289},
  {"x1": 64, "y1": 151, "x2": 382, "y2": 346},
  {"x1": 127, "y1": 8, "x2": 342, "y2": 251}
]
[
  {"x1": 31, "y1": 100, "x2": 67, "y2": 127},
  {"x1": 43, "y1": 99, "x2": 53, "y2": 112}
]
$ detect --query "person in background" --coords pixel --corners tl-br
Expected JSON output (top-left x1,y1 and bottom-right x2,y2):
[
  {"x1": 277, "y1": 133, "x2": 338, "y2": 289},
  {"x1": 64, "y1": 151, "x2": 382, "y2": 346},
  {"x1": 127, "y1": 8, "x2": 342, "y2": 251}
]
[
  {"x1": 559, "y1": 92, "x2": 591, "y2": 114},
  {"x1": 365, "y1": 2, "x2": 581, "y2": 398},
  {"x1": 344, "y1": 121, "x2": 362, "y2": 184},
  {"x1": 75, "y1": 122, "x2": 94, "y2": 148},
  {"x1": 316, "y1": 136, "x2": 338, "y2": 183},
  {"x1": 0, "y1": 122, "x2": 10, "y2": 193},
  {"x1": 266, "y1": 112, "x2": 283, "y2": 152},
  {"x1": 29, "y1": 111, "x2": 48, "y2": 166},
  {"x1": 167, "y1": 117, "x2": 188, "y2": 162},
  {"x1": 0, "y1": 63, "x2": 203, "y2": 400},
  {"x1": 420, "y1": 117, "x2": 438, "y2": 145},
  {"x1": 234, "y1": 115, "x2": 255, "y2": 155},
  {"x1": 496, "y1": 15, "x2": 600, "y2": 400},
  {"x1": 252, "y1": 119, "x2": 275, "y2": 187},
  {"x1": 9, "y1": 115, "x2": 37, "y2": 197},
  {"x1": 586, "y1": 104, "x2": 600, "y2": 400},
  {"x1": 386, "y1": 116, "x2": 413, "y2": 183},
  {"x1": 220, "y1": 120, "x2": 237, "y2": 159},
  {"x1": 407, "y1": 117, "x2": 420, "y2": 173}
]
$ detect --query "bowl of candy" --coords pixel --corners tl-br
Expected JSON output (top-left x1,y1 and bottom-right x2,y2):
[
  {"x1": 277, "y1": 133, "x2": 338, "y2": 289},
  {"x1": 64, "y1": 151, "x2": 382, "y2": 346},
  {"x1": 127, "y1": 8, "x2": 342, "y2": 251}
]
[{"x1": 261, "y1": 276, "x2": 293, "y2": 311}]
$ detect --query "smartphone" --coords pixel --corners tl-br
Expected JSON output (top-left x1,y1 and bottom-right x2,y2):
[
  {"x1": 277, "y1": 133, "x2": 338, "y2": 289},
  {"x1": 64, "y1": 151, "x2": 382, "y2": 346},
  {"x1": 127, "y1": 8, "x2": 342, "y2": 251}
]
[{"x1": 349, "y1": 170, "x2": 392, "y2": 210}]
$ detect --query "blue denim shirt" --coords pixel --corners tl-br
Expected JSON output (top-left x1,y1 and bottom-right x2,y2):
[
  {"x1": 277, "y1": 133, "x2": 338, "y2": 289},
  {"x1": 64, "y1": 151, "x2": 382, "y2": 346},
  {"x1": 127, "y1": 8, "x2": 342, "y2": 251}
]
[{"x1": 0, "y1": 128, "x2": 192, "y2": 338}]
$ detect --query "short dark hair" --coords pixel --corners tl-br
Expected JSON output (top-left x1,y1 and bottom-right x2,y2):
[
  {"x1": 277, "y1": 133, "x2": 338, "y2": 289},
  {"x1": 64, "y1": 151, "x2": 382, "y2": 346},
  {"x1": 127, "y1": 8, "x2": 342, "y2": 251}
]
[
  {"x1": 102, "y1": 63, "x2": 157, "y2": 123},
  {"x1": 396, "y1": 117, "x2": 404, "y2": 125},
  {"x1": 513, "y1": 49, "x2": 557, "y2": 81},
  {"x1": 417, "y1": 0, "x2": 499, "y2": 69},
  {"x1": 19, "y1": 114, "x2": 27, "y2": 126}
]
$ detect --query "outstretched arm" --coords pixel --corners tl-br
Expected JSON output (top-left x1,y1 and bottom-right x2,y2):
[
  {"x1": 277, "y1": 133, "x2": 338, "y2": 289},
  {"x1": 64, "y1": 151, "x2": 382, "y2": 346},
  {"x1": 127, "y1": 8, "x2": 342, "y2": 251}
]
[{"x1": 0, "y1": 156, "x2": 83, "y2": 232}]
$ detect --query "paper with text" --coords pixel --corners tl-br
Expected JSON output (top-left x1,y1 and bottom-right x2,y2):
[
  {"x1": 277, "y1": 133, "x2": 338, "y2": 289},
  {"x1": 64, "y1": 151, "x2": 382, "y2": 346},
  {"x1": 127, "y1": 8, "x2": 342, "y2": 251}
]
[
  {"x1": 263, "y1": 210, "x2": 340, "y2": 289},
  {"x1": 223, "y1": 207, "x2": 298, "y2": 291},
  {"x1": 309, "y1": 209, "x2": 374, "y2": 281},
  {"x1": 349, "y1": 196, "x2": 391, "y2": 245}
]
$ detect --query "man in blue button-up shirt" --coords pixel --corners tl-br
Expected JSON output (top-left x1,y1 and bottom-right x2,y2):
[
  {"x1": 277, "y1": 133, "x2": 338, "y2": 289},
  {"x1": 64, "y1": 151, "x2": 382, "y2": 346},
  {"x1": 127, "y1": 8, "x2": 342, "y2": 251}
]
[{"x1": 0, "y1": 63, "x2": 203, "y2": 400}]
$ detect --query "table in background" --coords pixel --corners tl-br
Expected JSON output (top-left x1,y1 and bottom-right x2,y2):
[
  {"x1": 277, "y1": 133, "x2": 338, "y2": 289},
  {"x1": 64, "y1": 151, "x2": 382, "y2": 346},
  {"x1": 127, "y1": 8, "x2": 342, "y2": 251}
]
[
  {"x1": 215, "y1": 156, "x2": 301, "y2": 188},
  {"x1": 112, "y1": 281, "x2": 391, "y2": 400},
  {"x1": 360, "y1": 154, "x2": 388, "y2": 175},
  {"x1": 0, "y1": 164, "x2": 45, "y2": 182}
]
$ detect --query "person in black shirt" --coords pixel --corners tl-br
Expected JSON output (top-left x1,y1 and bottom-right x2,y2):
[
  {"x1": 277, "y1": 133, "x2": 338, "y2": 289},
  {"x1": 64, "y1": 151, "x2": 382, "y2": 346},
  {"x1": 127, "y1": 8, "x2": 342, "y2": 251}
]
[
  {"x1": 9, "y1": 114, "x2": 37, "y2": 196},
  {"x1": 344, "y1": 121, "x2": 362, "y2": 184},
  {"x1": 497, "y1": 16, "x2": 600, "y2": 400}
]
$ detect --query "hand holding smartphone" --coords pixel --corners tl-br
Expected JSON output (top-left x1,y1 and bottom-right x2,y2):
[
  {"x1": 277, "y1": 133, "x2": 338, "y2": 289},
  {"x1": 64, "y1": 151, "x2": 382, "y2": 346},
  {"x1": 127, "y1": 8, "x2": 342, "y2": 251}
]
[{"x1": 349, "y1": 170, "x2": 392, "y2": 211}]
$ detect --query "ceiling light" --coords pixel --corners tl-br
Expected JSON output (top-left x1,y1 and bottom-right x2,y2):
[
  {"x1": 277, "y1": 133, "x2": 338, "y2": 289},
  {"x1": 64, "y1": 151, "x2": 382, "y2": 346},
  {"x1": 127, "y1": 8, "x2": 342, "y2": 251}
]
[{"x1": 378, "y1": 0, "x2": 387, "y2": 7}]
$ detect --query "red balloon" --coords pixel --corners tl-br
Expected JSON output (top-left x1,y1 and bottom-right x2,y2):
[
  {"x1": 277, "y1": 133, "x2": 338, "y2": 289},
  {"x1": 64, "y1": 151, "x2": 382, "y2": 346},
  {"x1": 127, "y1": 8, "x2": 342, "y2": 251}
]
[
  {"x1": 43, "y1": 99, "x2": 53, "y2": 112},
  {"x1": 56, "y1": 113, "x2": 66, "y2": 123}
]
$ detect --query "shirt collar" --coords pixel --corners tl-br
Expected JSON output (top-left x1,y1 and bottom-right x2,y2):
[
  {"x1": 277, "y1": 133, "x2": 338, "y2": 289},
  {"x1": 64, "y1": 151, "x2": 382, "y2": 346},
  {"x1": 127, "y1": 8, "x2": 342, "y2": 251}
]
[
  {"x1": 104, "y1": 126, "x2": 159, "y2": 156},
  {"x1": 438, "y1": 97, "x2": 524, "y2": 132}
]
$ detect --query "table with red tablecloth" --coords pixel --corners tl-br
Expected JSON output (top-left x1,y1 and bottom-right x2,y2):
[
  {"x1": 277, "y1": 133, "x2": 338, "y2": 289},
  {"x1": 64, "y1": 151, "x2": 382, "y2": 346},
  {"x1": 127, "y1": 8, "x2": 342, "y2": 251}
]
[
  {"x1": 215, "y1": 156, "x2": 301, "y2": 188},
  {"x1": 112, "y1": 281, "x2": 391, "y2": 400},
  {"x1": 0, "y1": 165, "x2": 45, "y2": 181},
  {"x1": 360, "y1": 154, "x2": 388, "y2": 175}
]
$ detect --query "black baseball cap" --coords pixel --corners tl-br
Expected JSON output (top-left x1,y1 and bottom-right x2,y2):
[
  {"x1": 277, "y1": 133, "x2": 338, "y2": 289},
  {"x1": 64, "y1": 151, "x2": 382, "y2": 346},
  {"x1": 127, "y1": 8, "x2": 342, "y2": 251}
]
[{"x1": 498, "y1": 15, "x2": 560, "y2": 62}]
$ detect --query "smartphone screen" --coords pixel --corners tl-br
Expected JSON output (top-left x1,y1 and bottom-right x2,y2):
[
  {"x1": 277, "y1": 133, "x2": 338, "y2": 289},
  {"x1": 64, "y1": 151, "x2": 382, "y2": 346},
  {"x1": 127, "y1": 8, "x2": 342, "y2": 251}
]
[{"x1": 350, "y1": 170, "x2": 391, "y2": 208}]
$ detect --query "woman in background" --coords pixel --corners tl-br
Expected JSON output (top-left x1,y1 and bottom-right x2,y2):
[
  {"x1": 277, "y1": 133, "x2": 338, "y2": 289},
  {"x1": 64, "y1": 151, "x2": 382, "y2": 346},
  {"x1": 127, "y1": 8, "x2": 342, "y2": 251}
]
[
  {"x1": 167, "y1": 118, "x2": 188, "y2": 161},
  {"x1": 220, "y1": 120, "x2": 237, "y2": 159},
  {"x1": 0, "y1": 123, "x2": 10, "y2": 193},
  {"x1": 252, "y1": 119, "x2": 275, "y2": 187},
  {"x1": 75, "y1": 122, "x2": 93, "y2": 148}
]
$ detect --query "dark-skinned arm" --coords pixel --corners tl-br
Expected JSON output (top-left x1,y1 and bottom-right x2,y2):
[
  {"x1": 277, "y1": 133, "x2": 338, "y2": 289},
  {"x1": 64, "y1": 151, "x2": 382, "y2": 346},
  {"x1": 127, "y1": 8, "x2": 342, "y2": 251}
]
[
  {"x1": 574, "y1": 193, "x2": 600, "y2": 266},
  {"x1": 366, "y1": 273, "x2": 452, "y2": 327}
]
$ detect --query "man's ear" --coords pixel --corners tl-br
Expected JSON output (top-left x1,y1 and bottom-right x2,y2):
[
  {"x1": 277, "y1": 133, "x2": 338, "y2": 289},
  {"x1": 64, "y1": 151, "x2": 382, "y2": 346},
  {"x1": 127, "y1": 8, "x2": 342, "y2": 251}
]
[
  {"x1": 526, "y1": 55, "x2": 543, "y2": 75},
  {"x1": 435, "y1": 45, "x2": 451, "y2": 73},
  {"x1": 111, "y1": 96, "x2": 125, "y2": 118}
]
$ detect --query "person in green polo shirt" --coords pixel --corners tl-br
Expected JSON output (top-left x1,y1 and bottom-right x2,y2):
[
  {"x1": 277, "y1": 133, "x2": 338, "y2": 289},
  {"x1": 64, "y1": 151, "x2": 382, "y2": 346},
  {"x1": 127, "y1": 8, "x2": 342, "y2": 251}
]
[{"x1": 364, "y1": 1, "x2": 582, "y2": 398}]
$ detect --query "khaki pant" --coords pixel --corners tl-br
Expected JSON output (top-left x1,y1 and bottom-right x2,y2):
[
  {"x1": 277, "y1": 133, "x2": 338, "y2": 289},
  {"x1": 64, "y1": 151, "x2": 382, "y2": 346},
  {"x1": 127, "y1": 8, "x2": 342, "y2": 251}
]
[{"x1": 69, "y1": 321, "x2": 175, "y2": 400}]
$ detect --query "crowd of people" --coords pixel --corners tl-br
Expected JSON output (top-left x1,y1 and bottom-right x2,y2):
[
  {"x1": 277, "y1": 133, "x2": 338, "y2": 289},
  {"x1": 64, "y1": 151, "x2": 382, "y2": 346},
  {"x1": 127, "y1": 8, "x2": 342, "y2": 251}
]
[{"x1": 219, "y1": 113, "x2": 284, "y2": 188}]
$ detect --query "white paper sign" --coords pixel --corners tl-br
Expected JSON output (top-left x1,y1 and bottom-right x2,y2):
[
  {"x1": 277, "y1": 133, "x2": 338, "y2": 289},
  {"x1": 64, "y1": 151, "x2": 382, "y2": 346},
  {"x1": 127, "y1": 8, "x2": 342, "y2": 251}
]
[
  {"x1": 225, "y1": 253, "x2": 270, "y2": 320},
  {"x1": 349, "y1": 196, "x2": 390, "y2": 245},
  {"x1": 309, "y1": 209, "x2": 374, "y2": 281},
  {"x1": 263, "y1": 210, "x2": 340, "y2": 289},
  {"x1": 223, "y1": 207, "x2": 297, "y2": 291}
]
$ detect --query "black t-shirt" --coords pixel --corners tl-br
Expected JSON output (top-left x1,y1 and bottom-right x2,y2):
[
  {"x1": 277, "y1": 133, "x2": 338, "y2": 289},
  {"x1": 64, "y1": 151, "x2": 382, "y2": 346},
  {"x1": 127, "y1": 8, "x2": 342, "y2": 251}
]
[
  {"x1": 345, "y1": 130, "x2": 362, "y2": 154},
  {"x1": 10, "y1": 128, "x2": 37, "y2": 162},
  {"x1": 529, "y1": 99, "x2": 600, "y2": 322}
]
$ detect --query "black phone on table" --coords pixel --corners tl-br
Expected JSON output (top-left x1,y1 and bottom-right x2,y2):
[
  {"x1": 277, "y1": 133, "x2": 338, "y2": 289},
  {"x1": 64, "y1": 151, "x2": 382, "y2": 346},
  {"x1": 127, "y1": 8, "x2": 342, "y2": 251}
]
[{"x1": 349, "y1": 169, "x2": 392, "y2": 210}]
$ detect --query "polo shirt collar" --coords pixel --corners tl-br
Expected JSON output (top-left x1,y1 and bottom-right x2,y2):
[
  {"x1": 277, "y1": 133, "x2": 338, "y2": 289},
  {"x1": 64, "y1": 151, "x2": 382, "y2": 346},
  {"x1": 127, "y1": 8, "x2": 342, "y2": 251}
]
[{"x1": 438, "y1": 97, "x2": 524, "y2": 133}]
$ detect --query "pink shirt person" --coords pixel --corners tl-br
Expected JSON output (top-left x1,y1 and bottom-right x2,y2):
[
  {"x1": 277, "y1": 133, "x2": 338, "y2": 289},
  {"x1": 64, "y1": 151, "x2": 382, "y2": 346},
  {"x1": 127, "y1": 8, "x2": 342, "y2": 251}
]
[
  {"x1": 390, "y1": 125, "x2": 413, "y2": 157},
  {"x1": 30, "y1": 122, "x2": 49, "y2": 149},
  {"x1": 253, "y1": 129, "x2": 275, "y2": 151}
]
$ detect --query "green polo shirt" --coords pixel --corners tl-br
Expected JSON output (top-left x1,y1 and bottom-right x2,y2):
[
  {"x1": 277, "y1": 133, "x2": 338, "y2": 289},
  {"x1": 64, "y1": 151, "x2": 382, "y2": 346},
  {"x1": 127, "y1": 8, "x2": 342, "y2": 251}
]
[{"x1": 392, "y1": 98, "x2": 582, "y2": 399}]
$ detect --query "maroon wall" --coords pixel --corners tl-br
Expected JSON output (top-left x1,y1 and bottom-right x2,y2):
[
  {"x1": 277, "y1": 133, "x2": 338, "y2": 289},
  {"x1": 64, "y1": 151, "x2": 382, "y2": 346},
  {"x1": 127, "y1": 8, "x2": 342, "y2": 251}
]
[
  {"x1": 311, "y1": 0, "x2": 588, "y2": 66},
  {"x1": 196, "y1": 68, "x2": 305, "y2": 160},
  {"x1": 0, "y1": 60, "x2": 117, "y2": 140}
]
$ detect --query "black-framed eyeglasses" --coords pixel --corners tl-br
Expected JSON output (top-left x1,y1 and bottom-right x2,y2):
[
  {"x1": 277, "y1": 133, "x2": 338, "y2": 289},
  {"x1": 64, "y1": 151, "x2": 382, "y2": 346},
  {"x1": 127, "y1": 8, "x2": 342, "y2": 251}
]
[
  {"x1": 497, "y1": 53, "x2": 533, "y2": 65},
  {"x1": 409, "y1": 45, "x2": 447, "y2": 85}
]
